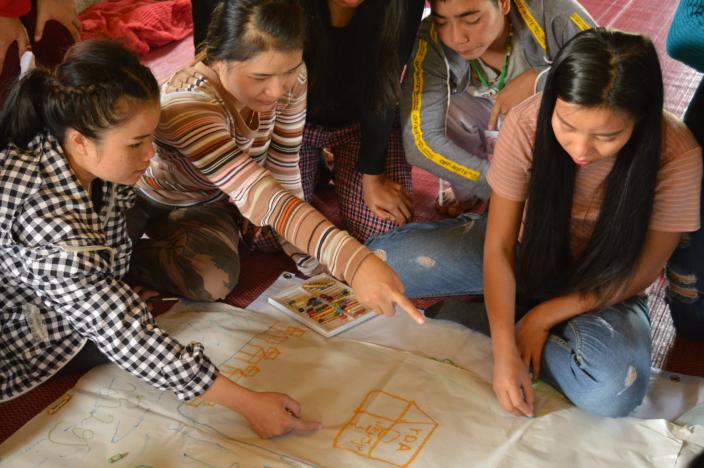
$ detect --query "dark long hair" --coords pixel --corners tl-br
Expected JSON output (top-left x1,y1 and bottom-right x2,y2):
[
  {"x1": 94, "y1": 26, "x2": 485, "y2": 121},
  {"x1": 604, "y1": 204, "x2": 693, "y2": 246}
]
[
  {"x1": 0, "y1": 40, "x2": 159, "y2": 149},
  {"x1": 300, "y1": 0, "x2": 406, "y2": 115},
  {"x1": 203, "y1": 0, "x2": 305, "y2": 63},
  {"x1": 517, "y1": 28, "x2": 664, "y2": 304}
]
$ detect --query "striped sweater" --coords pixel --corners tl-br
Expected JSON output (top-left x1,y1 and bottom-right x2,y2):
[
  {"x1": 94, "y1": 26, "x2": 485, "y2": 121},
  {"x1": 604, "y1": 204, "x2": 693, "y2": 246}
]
[{"x1": 137, "y1": 62, "x2": 372, "y2": 283}]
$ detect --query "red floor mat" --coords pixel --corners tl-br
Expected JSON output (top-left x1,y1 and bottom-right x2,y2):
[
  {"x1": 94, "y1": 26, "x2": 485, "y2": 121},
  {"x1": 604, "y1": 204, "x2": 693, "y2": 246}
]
[{"x1": 582, "y1": 0, "x2": 703, "y2": 117}]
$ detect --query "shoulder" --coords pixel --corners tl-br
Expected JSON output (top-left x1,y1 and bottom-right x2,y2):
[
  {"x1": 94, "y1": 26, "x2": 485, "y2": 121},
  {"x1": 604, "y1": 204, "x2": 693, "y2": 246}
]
[
  {"x1": 160, "y1": 88, "x2": 224, "y2": 117},
  {"x1": 0, "y1": 133, "x2": 49, "y2": 207},
  {"x1": 293, "y1": 62, "x2": 308, "y2": 93},
  {"x1": 490, "y1": 94, "x2": 542, "y2": 178},
  {"x1": 662, "y1": 111, "x2": 701, "y2": 164},
  {"x1": 113, "y1": 183, "x2": 137, "y2": 211},
  {"x1": 649, "y1": 112, "x2": 702, "y2": 232},
  {"x1": 504, "y1": 92, "x2": 542, "y2": 135},
  {"x1": 530, "y1": 0, "x2": 592, "y2": 21},
  {"x1": 160, "y1": 63, "x2": 226, "y2": 111},
  {"x1": 511, "y1": 0, "x2": 595, "y2": 55},
  {"x1": 416, "y1": 16, "x2": 435, "y2": 44},
  {"x1": 0, "y1": 134, "x2": 86, "y2": 245},
  {"x1": 491, "y1": 93, "x2": 541, "y2": 172},
  {"x1": 162, "y1": 62, "x2": 211, "y2": 96},
  {"x1": 274, "y1": 64, "x2": 308, "y2": 114},
  {"x1": 158, "y1": 72, "x2": 232, "y2": 136}
]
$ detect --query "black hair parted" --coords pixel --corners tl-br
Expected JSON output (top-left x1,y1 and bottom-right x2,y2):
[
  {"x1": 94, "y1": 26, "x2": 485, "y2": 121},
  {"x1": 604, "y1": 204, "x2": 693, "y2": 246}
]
[
  {"x1": 203, "y1": 0, "x2": 305, "y2": 63},
  {"x1": 517, "y1": 28, "x2": 664, "y2": 304},
  {"x1": 0, "y1": 40, "x2": 159, "y2": 149}
]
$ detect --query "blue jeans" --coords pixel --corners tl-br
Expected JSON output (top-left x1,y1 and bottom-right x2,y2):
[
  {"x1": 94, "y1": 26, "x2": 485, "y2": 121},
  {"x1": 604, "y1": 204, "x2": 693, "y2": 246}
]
[
  {"x1": 367, "y1": 216, "x2": 651, "y2": 416},
  {"x1": 666, "y1": 77, "x2": 704, "y2": 339},
  {"x1": 538, "y1": 296, "x2": 651, "y2": 417},
  {"x1": 365, "y1": 214, "x2": 486, "y2": 298}
]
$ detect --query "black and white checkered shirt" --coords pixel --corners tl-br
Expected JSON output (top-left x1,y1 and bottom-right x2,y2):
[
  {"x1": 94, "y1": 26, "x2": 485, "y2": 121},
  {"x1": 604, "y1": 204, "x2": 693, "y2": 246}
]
[{"x1": 0, "y1": 132, "x2": 218, "y2": 401}]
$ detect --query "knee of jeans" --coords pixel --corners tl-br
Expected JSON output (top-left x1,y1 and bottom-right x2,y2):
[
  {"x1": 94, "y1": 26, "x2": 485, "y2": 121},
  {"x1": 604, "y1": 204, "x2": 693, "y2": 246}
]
[
  {"x1": 367, "y1": 217, "x2": 484, "y2": 264},
  {"x1": 553, "y1": 315, "x2": 650, "y2": 417},
  {"x1": 569, "y1": 362, "x2": 650, "y2": 417},
  {"x1": 565, "y1": 340, "x2": 650, "y2": 416},
  {"x1": 371, "y1": 246, "x2": 443, "y2": 272}
]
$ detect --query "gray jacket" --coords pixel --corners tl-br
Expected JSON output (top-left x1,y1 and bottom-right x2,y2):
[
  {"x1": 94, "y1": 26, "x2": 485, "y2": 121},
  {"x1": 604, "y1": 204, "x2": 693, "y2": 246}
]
[{"x1": 400, "y1": 0, "x2": 596, "y2": 199}]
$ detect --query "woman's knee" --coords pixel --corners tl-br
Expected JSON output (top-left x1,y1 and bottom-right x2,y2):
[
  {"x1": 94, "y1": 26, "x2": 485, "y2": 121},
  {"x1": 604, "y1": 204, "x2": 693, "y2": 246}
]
[
  {"x1": 543, "y1": 310, "x2": 651, "y2": 417},
  {"x1": 568, "y1": 358, "x2": 650, "y2": 417},
  {"x1": 366, "y1": 216, "x2": 486, "y2": 297}
]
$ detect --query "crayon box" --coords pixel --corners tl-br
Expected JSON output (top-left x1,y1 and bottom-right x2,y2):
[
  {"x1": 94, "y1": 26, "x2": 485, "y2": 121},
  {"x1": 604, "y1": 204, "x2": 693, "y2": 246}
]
[{"x1": 268, "y1": 274, "x2": 377, "y2": 337}]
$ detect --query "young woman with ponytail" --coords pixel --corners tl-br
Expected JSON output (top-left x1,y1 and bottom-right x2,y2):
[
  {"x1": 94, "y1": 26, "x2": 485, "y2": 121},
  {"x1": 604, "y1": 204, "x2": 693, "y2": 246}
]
[{"x1": 0, "y1": 40, "x2": 322, "y2": 438}]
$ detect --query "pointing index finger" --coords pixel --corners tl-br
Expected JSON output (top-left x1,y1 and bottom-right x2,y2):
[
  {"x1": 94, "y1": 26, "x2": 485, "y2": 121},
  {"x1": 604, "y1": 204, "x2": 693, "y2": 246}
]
[{"x1": 392, "y1": 291, "x2": 425, "y2": 325}]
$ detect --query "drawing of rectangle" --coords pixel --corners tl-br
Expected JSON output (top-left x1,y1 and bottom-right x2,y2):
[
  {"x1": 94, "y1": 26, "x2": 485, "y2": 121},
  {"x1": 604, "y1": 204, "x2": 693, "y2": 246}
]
[{"x1": 334, "y1": 390, "x2": 438, "y2": 467}]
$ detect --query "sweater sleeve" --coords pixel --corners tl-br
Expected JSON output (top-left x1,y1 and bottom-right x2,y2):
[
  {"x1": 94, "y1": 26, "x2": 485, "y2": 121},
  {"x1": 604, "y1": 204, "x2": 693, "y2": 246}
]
[
  {"x1": 264, "y1": 66, "x2": 307, "y2": 199},
  {"x1": 29, "y1": 248, "x2": 218, "y2": 401},
  {"x1": 158, "y1": 96, "x2": 372, "y2": 284},
  {"x1": 400, "y1": 19, "x2": 491, "y2": 199},
  {"x1": 667, "y1": 0, "x2": 704, "y2": 72}
]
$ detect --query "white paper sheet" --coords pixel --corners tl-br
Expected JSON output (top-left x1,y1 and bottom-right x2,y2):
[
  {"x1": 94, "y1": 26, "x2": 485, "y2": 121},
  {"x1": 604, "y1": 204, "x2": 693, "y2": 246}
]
[
  {"x1": 253, "y1": 273, "x2": 704, "y2": 422},
  {"x1": 2, "y1": 280, "x2": 704, "y2": 467}
]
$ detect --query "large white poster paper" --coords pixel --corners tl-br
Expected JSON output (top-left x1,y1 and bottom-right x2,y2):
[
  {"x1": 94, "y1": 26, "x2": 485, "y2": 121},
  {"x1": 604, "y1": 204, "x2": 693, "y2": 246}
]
[{"x1": 1, "y1": 303, "x2": 703, "y2": 467}]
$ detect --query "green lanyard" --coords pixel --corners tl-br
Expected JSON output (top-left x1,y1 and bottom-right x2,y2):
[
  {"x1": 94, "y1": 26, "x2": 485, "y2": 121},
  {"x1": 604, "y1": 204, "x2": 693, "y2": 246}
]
[{"x1": 470, "y1": 26, "x2": 513, "y2": 92}]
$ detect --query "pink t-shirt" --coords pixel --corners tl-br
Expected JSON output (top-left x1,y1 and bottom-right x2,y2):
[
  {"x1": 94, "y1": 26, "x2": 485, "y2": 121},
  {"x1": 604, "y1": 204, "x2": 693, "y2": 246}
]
[{"x1": 487, "y1": 93, "x2": 702, "y2": 258}]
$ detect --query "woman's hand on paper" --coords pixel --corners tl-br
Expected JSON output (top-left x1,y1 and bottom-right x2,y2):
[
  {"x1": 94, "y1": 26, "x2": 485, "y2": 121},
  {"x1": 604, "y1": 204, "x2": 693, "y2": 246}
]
[
  {"x1": 203, "y1": 375, "x2": 321, "y2": 439},
  {"x1": 492, "y1": 346, "x2": 534, "y2": 417},
  {"x1": 239, "y1": 390, "x2": 322, "y2": 439},
  {"x1": 351, "y1": 253, "x2": 425, "y2": 325}
]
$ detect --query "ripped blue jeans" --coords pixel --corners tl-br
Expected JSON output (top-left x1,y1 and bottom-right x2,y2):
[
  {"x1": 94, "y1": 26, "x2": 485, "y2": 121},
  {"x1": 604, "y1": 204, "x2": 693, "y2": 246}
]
[
  {"x1": 666, "y1": 77, "x2": 704, "y2": 339},
  {"x1": 536, "y1": 296, "x2": 651, "y2": 417},
  {"x1": 366, "y1": 216, "x2": 651, "y2": 416},
  {"x1": 365, "y1": 214, "x2": 486, "y2": 298}
]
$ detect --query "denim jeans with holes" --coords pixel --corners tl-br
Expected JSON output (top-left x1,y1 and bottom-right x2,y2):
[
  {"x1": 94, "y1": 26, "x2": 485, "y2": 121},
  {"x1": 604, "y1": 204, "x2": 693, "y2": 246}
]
[
  {"x1": 537, "y1": 296, "x2": 651, "y2": 417},
  {"x1": 366, "y1": 216, "x2": 651, "y2": 417},
  {"x1": 365, "y1": 214, "x2": 486, "y2": 298},
  {"x1": 666, "y1": 78, "x2": 704, "y2": 339}
]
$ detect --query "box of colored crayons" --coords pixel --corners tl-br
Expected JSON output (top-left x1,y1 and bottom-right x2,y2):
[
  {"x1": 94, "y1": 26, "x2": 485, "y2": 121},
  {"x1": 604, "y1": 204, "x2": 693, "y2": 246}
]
[{"x1": 267, "y1": 274, "x2": 377, "y2": 337}]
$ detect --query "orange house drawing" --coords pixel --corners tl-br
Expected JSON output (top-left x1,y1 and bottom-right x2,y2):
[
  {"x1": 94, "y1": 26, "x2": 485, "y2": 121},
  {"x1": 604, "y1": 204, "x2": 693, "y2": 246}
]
[{"x1": 334, "y1": 390, "x2": 438, "y2": 467}]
